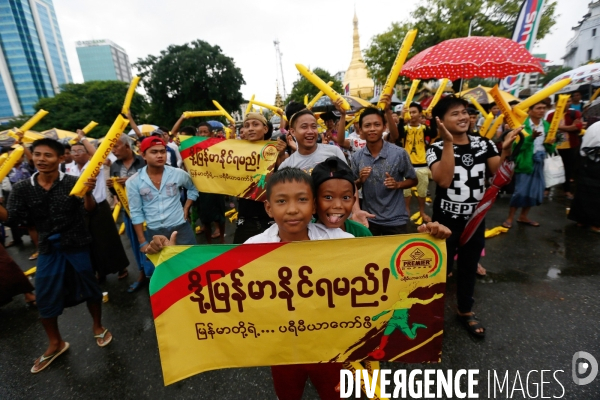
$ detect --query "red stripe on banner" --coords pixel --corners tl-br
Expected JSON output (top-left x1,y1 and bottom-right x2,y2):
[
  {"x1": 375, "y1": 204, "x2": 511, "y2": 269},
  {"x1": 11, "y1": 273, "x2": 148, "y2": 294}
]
[
  {"x1": 150, "y1": 242, "x2": 286, "y2": 319},
  {"x1": 179, "y1": 137, "x2": 225, "y2": 159}
]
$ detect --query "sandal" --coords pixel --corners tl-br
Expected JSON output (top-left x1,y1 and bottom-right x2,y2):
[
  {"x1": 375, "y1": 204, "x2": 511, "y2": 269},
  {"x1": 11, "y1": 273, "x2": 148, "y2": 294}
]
[
  {"x1": 457, "y1": 313, "x2": 486, "y2": 338},
  {"x1": 476, "y1": 264, "x2": 486, "y2": 277},
  {"x1": 501, "y1": 221, "x2": 512, "y2": 229},
  {"x1": 94, "y1": 328, "x2": 113, "y2": 347},
  {"x1": 127, "y1": 280, "x2": 145, "y2": 293},
  {"x1": 31, "y1": 342, "x2": 70, "y2": 373},
  {"x1": 117, "y1": 269, "x2": 129, "y2": 280},
  {"x1": 29, "y1": 251, "x2": 39, "y2": 260}
]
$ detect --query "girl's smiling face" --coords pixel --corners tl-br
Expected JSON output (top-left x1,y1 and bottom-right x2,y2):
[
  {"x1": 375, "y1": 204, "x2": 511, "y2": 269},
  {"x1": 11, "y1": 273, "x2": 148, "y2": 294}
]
[{"x1": 316, "y1": 179, "x2": 355, "y2": 230}]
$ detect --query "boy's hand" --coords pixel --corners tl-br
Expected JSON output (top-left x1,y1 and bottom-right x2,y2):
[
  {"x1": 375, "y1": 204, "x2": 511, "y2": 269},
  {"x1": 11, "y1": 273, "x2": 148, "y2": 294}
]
[
  {"x1": 502, "y1": 126, "x2": 522, "y2": 152},
  {"x1": 333, "y1": 98, "x2": 346, "y2": 115},
  {"x1": 286, "y1": 134, "x2": 297, "y2": 152},
  {"x1": 380, "y1": 94, "x2": 392, "y2": 111},
  {"x1": 275, "y1": 137, "x2": 287, "y2": 154},
  {"x1": 417, "y1": 221, "x2": 452, "y2": 239},
  {"x1": 436, "y1": 117, "x2": 453, "y2": 142},
  {"x1": 83, "y1": 177, "x2": 97, "y2": 192},
  {"x1": 359, "y1": 167, "x2": 372, "y2": 183},
  {"x1": 384, "y1": 172, "x2": 399, "y2": 189},
  {"x1": 351, "y1": 210, "x2": 376, "y2": 227},
  {"x1": 146, "y1": 231, "x2": 177, "y2": 254}
]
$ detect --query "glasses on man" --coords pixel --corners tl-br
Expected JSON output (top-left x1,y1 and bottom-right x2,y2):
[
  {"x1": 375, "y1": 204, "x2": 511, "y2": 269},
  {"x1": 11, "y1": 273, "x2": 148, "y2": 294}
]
[{"x1": 71, "y1": 149, "x2": 87, "y2": 155}]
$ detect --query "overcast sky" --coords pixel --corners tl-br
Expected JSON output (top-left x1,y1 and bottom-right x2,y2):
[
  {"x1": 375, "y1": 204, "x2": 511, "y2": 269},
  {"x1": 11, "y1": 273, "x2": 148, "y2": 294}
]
[{"x1": 54, "y1": 0, "x2": 590, "y2": 109}]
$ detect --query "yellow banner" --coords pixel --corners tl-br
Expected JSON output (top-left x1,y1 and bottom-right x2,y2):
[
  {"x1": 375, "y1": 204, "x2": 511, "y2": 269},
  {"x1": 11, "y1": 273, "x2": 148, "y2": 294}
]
[
  {"x1": 148, "y1": 234, "x2": 447, "y2": 385},
  {"x1": 546, "y1": 95, "x2": 569, "y2": 144},
  {"x1": 180, "y1": 137, "x2": 278, "y2": 201}
]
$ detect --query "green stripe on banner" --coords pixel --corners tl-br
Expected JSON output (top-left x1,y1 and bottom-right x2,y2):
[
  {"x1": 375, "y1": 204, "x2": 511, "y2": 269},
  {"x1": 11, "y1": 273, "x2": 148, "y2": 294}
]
[
  {"x1": 178, "y1": 136, "x2": 208, "y2": 152},
  {"x1": 149, "y1": 244, "x2": 236, "y2": 296}
]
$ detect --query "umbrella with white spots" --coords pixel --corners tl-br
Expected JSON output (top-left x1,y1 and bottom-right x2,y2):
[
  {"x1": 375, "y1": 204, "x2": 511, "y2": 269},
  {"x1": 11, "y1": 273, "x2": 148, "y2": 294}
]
[{"x1": 401, "y1": 36, "x2": 546, "y2": 80}]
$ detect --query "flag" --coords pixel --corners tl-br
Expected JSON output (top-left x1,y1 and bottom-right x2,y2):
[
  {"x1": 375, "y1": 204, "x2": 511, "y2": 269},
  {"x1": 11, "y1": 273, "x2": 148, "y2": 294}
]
[
  {"x1": 345, "y1": 83, "x2": 350, "y2": 96},
  {"x1": 499, "y1": 0, "x2": 546, "y2": 95},
  {"x1": 148, "y1": 234, "x2": 447, "y2": 385}
]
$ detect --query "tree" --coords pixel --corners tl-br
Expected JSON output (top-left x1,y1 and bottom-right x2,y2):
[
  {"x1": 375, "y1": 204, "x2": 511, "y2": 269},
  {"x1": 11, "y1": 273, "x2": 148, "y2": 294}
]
[
  {"x1": 4, "y1": 81, "x2": 148, "y2": 138},
  {"x1": 286, "y1": 68, "x2": 344, "y2": 104},
  {"x1": 134, "y1": 40, "x2": 245, "y2": 127},
  {"x1": 364, "y1": 0, "x2": 558, "y2": 84}
]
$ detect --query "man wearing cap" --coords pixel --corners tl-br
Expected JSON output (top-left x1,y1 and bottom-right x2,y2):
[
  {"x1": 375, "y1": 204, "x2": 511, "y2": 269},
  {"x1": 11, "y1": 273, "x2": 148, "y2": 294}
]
[{"x1": 126, "y1": 137, "x2": 199, "y2": 259}]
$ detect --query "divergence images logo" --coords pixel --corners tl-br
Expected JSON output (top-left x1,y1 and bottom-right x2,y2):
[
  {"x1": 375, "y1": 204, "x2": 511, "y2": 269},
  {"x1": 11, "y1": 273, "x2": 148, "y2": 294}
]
[
  {"x1": 390, "y1": 239, "x2": 443, "y2": 280},
  {"x1": 573, "y1": 351, "x2": 598, "y2": 386}
]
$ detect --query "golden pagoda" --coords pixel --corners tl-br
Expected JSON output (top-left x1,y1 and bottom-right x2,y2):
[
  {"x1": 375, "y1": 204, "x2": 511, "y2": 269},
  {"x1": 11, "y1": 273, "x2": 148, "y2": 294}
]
[
  {"x1": 274, "y1": 83, "x2": 283, "y2": 108},
  {"x1": 343, "y1": 11, "x2": 374, "y2": 100}
]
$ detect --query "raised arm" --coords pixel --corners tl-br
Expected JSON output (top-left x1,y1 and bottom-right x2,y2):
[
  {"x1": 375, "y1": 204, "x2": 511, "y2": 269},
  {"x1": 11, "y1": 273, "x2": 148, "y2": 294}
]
[
  {"x1": 334, "y1": 99, "x2": 351, "y2": 149},
  {"x1": 171, "y1": 113, "x2": 187, "y2": 137},
  {"x1": 429, "y1": 118, "x2": 455, "y2": 188},
  {"x1": 76, "y1": 129, "x2": 96, "y2": 156},
  {"x1": 381, "y1": 94, "x2": 399, "y2": 144},
  {"x1": 126, "y1": 111, "x2": 144, "y2": 138}
]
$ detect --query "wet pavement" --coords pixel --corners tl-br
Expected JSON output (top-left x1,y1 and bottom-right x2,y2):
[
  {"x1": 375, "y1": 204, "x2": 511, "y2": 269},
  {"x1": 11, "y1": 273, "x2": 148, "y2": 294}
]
[{"x1": 1, "y1": 191, "x2": 599, "y2": 399}]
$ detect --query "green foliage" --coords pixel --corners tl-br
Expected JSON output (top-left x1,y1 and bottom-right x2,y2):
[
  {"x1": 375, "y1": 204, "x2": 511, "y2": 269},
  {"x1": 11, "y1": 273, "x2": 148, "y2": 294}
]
[
  {"x1": 364, "y1": 0, "x2": 558, "y2": 83},
  {"x1": 4, "y1": 81, "x2": 147, "y2": 138},
  {"x1": 540, "y1": 66, "x2": 572, "y2": 86},
  {"x1": 134, "y1": 40, "x2": 245, "y2": 127},
  {"x1": 286, "y1": 68, "x2": 344, "y2": 104}
]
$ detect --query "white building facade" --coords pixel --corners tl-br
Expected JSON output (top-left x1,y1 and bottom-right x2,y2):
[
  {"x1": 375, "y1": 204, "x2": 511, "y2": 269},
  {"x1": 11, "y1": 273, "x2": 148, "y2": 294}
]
[{"x1": 563, "y1": 1, "x2": 600, "y2": 68}]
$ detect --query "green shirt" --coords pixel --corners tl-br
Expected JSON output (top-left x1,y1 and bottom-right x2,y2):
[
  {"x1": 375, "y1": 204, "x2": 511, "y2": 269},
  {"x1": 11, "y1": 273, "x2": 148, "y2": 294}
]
[{"x1": 345, "y1": 219, "x2": 373, "y2": 237}]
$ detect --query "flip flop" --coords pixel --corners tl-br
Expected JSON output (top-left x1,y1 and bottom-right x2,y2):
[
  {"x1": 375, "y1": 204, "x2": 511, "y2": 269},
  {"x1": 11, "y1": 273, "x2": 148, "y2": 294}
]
[
  {"x1": 94, "y1": 329, "x2": 113, "y2": 347},
  {"x1": 501, "y1": 221, "x2": 512, "y2": 229},
  {"x1": 117, "y1": 270, "x2": 129, "y2": 280},
  {"x1": 31, "y1": 342, "x2": 70, "y2": 374},
  {"x1": 517, "y1": 220, "x2": 540, "y2": 227},
  {"x1": 29, "y1": 252, "x2": 39, "y2": 260},
  {"x1": 127, "y1": 280, "x2": 145, "y2": 293}
]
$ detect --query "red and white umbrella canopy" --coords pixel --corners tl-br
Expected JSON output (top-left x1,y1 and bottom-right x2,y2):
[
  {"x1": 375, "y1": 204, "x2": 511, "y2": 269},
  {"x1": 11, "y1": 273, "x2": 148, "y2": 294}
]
[{"x1": 401, "y1": 36, "x2": 546, "y2": 80}]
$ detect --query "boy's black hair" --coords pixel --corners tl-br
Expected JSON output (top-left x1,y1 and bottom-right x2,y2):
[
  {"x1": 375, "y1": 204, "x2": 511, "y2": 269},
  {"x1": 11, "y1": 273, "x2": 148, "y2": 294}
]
[
  {"x1": 197, "y1": 122, "x2": 213, "y2": 132},
  {"x1": 158, "y1": 126, "x2": 170, "y2": 134},
  {"x1": 359, "y1": 107, "x2": 386, "y2": 127},
  {"x1": 432, "y1": 95, "x2": 469, "y2": 122},
  {"x1": 63, "y1": 143, "x2": 71, "y2": 150},
  {"x1": 312, "y1": 156, "x2": 356, "y2": 194},
  {"x1": 286, "y1": 101, "x2": 314, "y2": 128},
  {"x1": 180, "y1": 126, "x2": 197, "y2": 135},
  {"x1": 528, "y1": 101, "x2": 547, "y2": 111},
  {"x1": 265, "y1": 121, "x2": 273, "y2": 140},
  {"x1": 408, "y1": 102, "x2": 423, "y2": 113},
  {"x1": 467, "y1": 107, "x2": 479, "y2": 115},
  {"x1": 31, "y1": 138, "x2": 65, "y2": 156},
  {"x1": 266, "y1": 167, "x2": 315, "y2": 200}
]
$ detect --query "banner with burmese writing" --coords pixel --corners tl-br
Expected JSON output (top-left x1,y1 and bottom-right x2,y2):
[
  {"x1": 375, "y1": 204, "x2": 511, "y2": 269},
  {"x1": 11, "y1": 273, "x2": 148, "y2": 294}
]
[
  {"x1": 148, "y1": 234, "x2": 447, "y2": 385},
  {"x1": 179, "y1": 137, "x2": 278, "y2": 201}
]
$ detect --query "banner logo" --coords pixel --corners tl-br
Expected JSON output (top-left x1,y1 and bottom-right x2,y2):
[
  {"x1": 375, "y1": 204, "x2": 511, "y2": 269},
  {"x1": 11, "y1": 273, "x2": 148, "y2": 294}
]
[{"x1": 390, "y1": 239, "x2": 443, "y2": 280}]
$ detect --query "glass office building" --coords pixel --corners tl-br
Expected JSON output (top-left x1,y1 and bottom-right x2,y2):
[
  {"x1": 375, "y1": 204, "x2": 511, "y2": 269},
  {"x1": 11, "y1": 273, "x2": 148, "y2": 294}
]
[
  {"x1": 0, "y1": 0, "x2": 72, "y2": 119},
  {"x1": 76, "y1": 39, "x2": 132, "y2": 83}
]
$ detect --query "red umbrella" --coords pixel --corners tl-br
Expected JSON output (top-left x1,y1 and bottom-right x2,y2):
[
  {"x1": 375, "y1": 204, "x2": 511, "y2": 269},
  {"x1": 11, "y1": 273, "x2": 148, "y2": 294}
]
[
  {"x1": 459, "y1": 134, "x2": 524, "y2": 246},
  {"x1": 401, "y1": 36, "x2": 546, "y2": 80}
]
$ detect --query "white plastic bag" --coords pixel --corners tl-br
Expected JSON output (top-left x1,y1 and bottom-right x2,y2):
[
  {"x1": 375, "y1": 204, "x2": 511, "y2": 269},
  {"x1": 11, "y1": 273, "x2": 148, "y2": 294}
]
[{"x1": 544, "y1": 153, "x2": 565, "y2": 188}]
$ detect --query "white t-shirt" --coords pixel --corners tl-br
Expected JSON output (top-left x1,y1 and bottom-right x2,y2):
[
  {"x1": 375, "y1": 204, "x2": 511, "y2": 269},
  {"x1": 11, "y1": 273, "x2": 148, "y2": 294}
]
[
  {"x1": 347, "y1": 132, "x2": 366, "y2": 154},
  {"x1": 244, "y1": 222, "x2": 354, "y2": 243},
  {"x1": 66, "y1": 161, "x2": 107, "y2": 203},
  {"x1": 167, "y1": 141, "x2": 183, "y2": 168},
  {"x1": 279, "y1": 144, "x2": 347, "y2": 174}
]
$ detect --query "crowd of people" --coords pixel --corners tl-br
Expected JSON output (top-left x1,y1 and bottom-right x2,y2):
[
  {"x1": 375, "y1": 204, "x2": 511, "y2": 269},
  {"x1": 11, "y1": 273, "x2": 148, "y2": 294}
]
[{"x1": 0, "y1": 87, "x2": 598, "y2": 398}]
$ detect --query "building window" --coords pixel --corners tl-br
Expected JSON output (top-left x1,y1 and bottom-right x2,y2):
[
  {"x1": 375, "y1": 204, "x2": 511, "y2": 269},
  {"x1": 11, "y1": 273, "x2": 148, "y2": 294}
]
[
  {"x1": 593, "y1": 28, "x2": 597, "y2": 37},
  {"x1": 588, "y1": 49, "x2": 593, "y2": 61}
]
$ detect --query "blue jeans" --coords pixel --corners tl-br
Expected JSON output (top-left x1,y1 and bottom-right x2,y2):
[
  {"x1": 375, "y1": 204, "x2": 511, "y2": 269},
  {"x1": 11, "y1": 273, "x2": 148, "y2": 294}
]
[
  {"x1": 145, "y1": 222, "x2": 197, "y2": 246},
  {"x1": 123, "y1": 213, "x2": 155, "y2": 277}
]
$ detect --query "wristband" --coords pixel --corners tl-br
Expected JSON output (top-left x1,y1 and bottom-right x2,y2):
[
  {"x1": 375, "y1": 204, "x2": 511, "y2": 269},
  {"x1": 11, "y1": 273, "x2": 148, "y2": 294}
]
[{"x1": 139, "y1": 241, "x2": 149, "y2": 249}]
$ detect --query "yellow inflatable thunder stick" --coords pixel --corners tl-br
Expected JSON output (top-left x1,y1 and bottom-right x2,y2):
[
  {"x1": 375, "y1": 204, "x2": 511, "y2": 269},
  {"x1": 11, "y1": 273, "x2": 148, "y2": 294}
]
[
  {"x1": 377, "y1": 29, "x2": 418, "y2": 110},
  {"x1": 485, "y1": 226, "x2": 509, "y2": 238},
  {"x1": 403, "y1": 79, "x2": 421, "y2": 120},
  {"x1": 546, "y1": 95, "x2": 570, "y2": 144},
  {"x1": 119, "y1": 223, "x2": 125, "y2": 235},
  {"x1": 70, "y1": 115, "x2": 129, "y2": 197},
  {"x1": 307, "y1": 81, "x2": 334, "y2": 109},
  {"x1": 467, "y1": 97, "x2": 488, "y2": 118},
  {"x1": 345, "y1": 109, "x2": 365, "y2": 130},
  {"x1": 112, "y1": 203, "x2": 122, "y2": 223},
  {"x1": 121, "y1": 76, "x2": 140, "y2": 115},
  {"x1": 296, "y1": 64, "x2": 351, "y2": 111},
  {"x1": 485, "y1": 115, "x2": 504, "y2": 140},
  {"x1": 82, "y1": 121, "x2": 98, "y2": 134},
  {"x1": 0, "y1": 153, "x2": 8, "y2": 168},
  {"x1": 19, "y1": 109, "x2": 49, "y2": 132},
  {"x1": 212, "y1": 100, "x2": 236, "y2": 125},
  {"x1": 304, "y1": 94, "x2": 308, "y2": 105},
  {"x1": 424, "y1": 79, "x2": 449, "y2": 117},
  {"x1": 0, "y1": 146, "x2": 24, "y2": 182},
  {"x1": 183, "y1": 111, "x2": 225, "y2": 119},
  {"x1": 24, "y1": 266, "x2": 36, "y2": 276},
  {"x1": 111, "y1": 177, "x2": 131, "y2": 217},
  {"x1": 490, "y1": 85, "x2": 522, "y2": 129},
  {"x1": 479, "y1": 113, "x2": 494, "y2": 137},
  {"x1": 590, "y1": 87, "x2": 600, "y2": 103},
  {"x1": 245, "y1": 95, "x2": 255, "y2": 115},
  {"x1": 243, "y1": 99, "x2": 287, "y2": 121},
  {"x1": 514, "y1": 78, "x2": 571, "y2": 112}
]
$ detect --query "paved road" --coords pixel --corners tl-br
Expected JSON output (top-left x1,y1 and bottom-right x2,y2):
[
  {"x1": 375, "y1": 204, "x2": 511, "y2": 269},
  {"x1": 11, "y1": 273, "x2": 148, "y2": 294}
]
[{"x1": 1, "y1": 192, "x2": 599, "y2": 399}]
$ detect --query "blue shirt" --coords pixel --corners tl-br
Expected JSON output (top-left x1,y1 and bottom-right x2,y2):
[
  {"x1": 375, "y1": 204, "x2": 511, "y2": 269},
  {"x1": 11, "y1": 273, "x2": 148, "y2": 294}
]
[
  {"x1": 126, "y1": 165, "x2": 199, "y2": 230},
  {"x1": 351, "y1": 140, "x2": 416, "y2": 227}
]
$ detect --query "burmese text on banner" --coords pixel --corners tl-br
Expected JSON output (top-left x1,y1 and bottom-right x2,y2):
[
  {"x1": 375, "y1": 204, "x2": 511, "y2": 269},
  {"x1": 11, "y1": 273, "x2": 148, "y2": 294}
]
[
  {"x1": 148, "y1": 234, "x2": 447, "y2": 385},
  {"x1": 179, "y1": 137, "x2": 279, "y2": 201}
]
